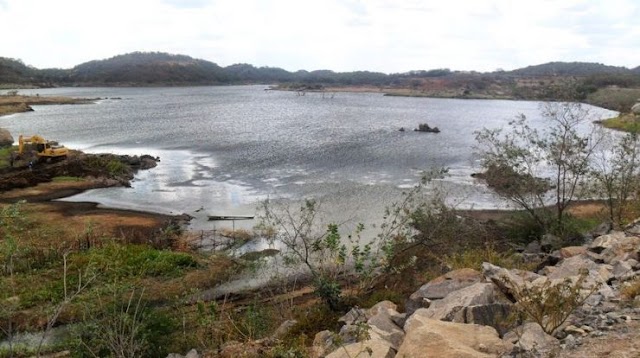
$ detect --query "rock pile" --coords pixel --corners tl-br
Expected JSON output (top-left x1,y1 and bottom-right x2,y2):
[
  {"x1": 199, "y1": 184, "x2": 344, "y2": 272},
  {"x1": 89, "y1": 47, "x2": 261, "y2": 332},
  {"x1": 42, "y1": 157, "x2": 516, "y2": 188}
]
[
  {"x1": 0, "y1": 128, "x2": 13, "y2": 147},
  {"x1": 315, "y1": 223, "x2": 640, "y2": 357}
]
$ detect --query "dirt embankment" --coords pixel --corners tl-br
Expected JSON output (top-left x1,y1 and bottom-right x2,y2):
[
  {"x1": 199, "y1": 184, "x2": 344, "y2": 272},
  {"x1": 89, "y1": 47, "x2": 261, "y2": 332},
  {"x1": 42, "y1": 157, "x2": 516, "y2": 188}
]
[
  {"x1": 0, "y1": 151, "x2": 186, "y2": 238},
  {"x1": 0, "y1": 151, "x2": 158, "y2": 193}
]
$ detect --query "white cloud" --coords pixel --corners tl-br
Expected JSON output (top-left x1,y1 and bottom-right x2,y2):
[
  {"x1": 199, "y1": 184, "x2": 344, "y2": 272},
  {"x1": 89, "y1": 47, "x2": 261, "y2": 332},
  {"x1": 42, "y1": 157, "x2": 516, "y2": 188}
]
[{"x1": 0, "y1": 0, "x2": 638, "y2": 72}]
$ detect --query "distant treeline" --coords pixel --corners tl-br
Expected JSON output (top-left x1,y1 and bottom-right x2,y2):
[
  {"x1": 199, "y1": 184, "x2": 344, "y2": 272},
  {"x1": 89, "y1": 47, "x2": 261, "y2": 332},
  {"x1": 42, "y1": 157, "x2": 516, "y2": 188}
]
[{"x1": 2, "y1": 52, "x2": 640, "y2": 108}]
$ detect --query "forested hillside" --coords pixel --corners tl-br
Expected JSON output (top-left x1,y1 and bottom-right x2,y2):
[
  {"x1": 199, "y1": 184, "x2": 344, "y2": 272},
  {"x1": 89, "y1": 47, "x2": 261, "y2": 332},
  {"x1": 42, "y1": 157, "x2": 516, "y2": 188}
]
[{"x1": 2, "y1": 52, "x2": 640, "y2": 111}]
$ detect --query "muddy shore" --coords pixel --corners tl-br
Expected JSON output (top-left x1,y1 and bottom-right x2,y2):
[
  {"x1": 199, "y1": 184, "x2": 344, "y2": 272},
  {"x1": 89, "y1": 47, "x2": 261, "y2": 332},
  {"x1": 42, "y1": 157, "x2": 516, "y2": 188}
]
[{"x1": 0, "y1": 153, "x2": 185, "y2": 238}]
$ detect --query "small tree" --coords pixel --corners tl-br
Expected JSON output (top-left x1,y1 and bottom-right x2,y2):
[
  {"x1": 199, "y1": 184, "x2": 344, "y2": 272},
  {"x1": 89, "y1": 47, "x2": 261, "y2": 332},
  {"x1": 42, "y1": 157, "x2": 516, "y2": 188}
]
[
  {"x1": 257, "y1": 199, "x2": 379, "y2": 311},
  {"x1": 591, "y1": 130, "x2": 640, "y2": 226},
  {"x1": 475, "y1": 102, "x2": 602, "y2": 235}
]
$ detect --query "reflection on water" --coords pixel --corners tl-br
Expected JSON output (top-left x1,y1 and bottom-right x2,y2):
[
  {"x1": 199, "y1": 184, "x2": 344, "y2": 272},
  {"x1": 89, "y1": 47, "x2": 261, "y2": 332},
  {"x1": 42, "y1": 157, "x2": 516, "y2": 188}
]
[{"x1": 0, "y1": 86, "x2": 618, "y2": 233}]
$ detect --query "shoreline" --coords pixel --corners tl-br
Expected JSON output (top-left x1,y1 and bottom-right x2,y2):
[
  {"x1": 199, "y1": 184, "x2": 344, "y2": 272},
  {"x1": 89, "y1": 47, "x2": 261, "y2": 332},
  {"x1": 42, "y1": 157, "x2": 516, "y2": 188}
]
[
  {"x1": 0, "y1": 94, "x2": 95, "y2": 117},
  {"x1": 0, "y1": 179, "x2": 184, "y2": 238},
  {"x1": 1, "y1": 176, "x2": 608, "y2": 239}
]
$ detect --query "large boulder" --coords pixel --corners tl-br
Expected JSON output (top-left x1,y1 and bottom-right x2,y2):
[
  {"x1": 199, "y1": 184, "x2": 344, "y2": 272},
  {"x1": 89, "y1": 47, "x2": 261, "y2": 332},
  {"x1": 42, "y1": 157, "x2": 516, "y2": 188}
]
[
  {"x1": 588, "y1": 232, "x2": 640, "y2": 264},
  {"x1": 463, "y1": 303, "x2": 513, "y2": 336},
  {"x1": 631, "y1": 102, "x2": 640, "y2": 115},
  {"x1": 589, "y1": 231, "x2": 627, "y2": 253},
  {"x1": 406, "y1": 268, "x2": 483, "y2": 315},
  {"x1": 366, "y1": 301, "x2": 405, "y2": 347},
  {"x1": 481, "y1": 262, "x2": 541, "y2": 300},
  {"x1": 397, "y1": 311, "x2": 512, "y2": 357},
  {"x1": 545, "y1": 254, "x2": 600, "y2": 280},
  {"x1": 422, "y1": 282, "x2": 497, "y2": 321},
  {"x1": 0, "y1": 128, "x2": 14, "y2": 147}
]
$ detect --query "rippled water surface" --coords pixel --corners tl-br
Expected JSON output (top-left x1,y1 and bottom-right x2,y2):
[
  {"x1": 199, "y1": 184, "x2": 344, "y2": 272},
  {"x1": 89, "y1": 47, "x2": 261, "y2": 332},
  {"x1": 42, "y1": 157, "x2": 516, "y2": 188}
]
[{"x1": 0, "y1": 86, "x2": 616, "y2": 231}]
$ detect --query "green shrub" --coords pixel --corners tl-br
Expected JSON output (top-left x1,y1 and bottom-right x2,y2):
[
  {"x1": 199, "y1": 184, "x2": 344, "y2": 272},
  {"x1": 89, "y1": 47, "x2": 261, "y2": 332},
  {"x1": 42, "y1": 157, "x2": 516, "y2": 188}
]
[{"x1": 74, "y1": 243, "x2": 198, "y2": 279}]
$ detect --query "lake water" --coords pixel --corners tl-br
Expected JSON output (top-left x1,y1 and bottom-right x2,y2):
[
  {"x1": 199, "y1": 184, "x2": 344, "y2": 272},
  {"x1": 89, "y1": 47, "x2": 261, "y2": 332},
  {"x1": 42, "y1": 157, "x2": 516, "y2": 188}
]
[{"x1": 0, "y1": 86, "x2": 617, "y2": 232}]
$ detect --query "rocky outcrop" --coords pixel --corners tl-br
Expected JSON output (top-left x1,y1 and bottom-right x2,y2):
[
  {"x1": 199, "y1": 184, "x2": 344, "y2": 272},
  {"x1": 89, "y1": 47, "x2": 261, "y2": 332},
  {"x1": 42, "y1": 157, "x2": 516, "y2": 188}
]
[
  {"x1": 422, "y1": 282, "x2": 497, "y2": 321},
  {"x1": 0, "y1": 128, "x2": 13, "y2": 147},
  {"x1": 631, "y1": 102, "x2": 640, "y2": 115},
  {"x1": 319, "y1": 227, "x2": 640, "y2": 358},
  {"x1": 397, "y1": 313, "x2": 511, "y2": 357},
  {"x1": 405, "y1": 268, "x2": 483, "y2": 315}
]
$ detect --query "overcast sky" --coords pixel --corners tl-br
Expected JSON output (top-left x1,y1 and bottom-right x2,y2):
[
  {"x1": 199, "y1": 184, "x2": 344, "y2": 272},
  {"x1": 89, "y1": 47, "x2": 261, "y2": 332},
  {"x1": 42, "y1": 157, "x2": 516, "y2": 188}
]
[{"x1": 1, "y1": 0, "x2": 639, "y2": 73}]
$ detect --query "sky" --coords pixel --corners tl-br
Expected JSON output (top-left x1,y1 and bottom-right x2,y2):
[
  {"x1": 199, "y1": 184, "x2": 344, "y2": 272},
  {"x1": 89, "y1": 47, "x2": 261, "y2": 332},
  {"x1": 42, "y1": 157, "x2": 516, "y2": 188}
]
[{"x1": 1, "y1": 0, "x2": 639, "y2": 73}]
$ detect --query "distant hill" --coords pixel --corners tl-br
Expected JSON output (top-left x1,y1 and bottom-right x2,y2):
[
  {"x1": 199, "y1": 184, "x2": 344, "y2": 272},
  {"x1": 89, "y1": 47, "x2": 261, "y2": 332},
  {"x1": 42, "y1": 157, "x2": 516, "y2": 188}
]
[
  {"x1": 70, "y1": 52, "x2": 228, "y2": 85},
  {"x1": 508, "y1": 61, "x2": 632, "y2": 77},
  {"x1": 0, "y1": 57, "x2": 38, "y2": 85},
  {"x1": 1, "y1": 53, "x2": 639, "y2": 104}
]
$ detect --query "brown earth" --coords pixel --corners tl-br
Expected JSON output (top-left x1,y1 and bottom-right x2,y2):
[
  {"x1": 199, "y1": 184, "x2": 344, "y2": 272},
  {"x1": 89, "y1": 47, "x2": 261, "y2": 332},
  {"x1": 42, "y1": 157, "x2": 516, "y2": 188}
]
[
  {"x1": 0, "y1": 151, "x2": 178, "y2": 239},
  {"x1": 0, "y1": 95, "x2": 94, "y2": 117}
]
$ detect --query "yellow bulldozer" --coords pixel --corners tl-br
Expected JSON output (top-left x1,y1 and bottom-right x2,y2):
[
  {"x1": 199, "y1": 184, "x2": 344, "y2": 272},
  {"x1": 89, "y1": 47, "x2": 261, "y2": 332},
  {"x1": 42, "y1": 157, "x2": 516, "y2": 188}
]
[{"x1": 17, "y1": 134, "x2": 69, "y2": 162}]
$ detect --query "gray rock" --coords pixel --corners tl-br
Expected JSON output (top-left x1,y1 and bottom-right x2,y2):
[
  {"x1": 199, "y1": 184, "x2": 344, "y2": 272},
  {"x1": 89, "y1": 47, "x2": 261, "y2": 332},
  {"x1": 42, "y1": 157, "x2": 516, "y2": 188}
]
[
  {"x1": 482, "y1": 262, "x2": 540, "y2": 300},
  {"x1": 591, "y1": 221, "x2": 613, "y2": 238},
  {"x1": 167, "y1": 349, "x2": 199, "y2": 358},
  {"x1": 541, "y1": 234, "x2": 562, "y2": 252},
  {"x1": 185, "y1": 349, "x2": 200, "y2": 358},
  {"x1": 546, "y1": 255, "x2": 599, "y2": 280},
  {"x1": 588, "y1": 231, "x2": 627, "y2": 253},
  {"x1": 366, "y1": 302, "x2": 405, "y2": 349},
  {"x1": 524, "y1": 240, "x2": 542, "y2": 254},
  {"x1": 0, "y1": 128, "x2": 13, "y2": 147},
  {"x1": 369, "y1": 301, "x2": 407, "y2": 328},
  {"x1": 632, "y1": 102, "x2": 640, "y2": 115},
  {"x1": 405, "y1": 268, "x2": 483, "y2": 315},
  {"x1": 325, "y1": 329, "x2": 396, "y2": 358},
  {"x1": 312, "y1": 330, "x2": 336, "y2": 357},
  {"x1": 563, "y1": 334, "x2": 577, "y2": 349},
  {"x1": 368, "y1": 300, "x2": 398, "y2": 317},
  {"x1": 339, "y1": 307, "x2": 368, "y2": 325},
  {"x1": 271, "y1": 319, "x2": 297, "y2": 340},
  {"x1": 463, "y1": 303, "x2": 513, "y2": 336},
  {"x1": 508, "y1": 322, "x2": 560, "y2": 357},
  {"x1": 422, "y1": 282, "x2": 497, "y2": 321},
  {"x1": 399, "y1": 312, "x2": 511, "y2": 357},
  {"x1": 613, "y1": 260, "x2": 636, "y2": 281}
]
